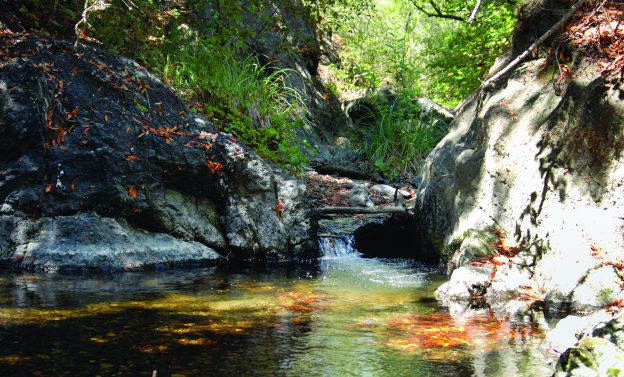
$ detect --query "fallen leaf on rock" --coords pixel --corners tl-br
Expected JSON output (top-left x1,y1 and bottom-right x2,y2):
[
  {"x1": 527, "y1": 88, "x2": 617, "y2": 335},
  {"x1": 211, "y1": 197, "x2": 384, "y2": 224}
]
[
  {"x1": 207, "y1": 160, "x2": 223, "y2": 174},
  {"x1": 275, "y1": 200, "x2": 283, "y2": 221},
  {"x1": 128, "y1": 185, "x2": 138, "y2": 199},
  {"x1": 492, "y1": 255, "x2": 509, "y2": 266}
]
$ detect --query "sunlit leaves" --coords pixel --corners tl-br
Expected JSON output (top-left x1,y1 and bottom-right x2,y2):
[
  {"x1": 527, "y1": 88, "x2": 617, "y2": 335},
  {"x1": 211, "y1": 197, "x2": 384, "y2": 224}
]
[{"x1": 322, "y1": 0, "x2": 516, "y2": 106}]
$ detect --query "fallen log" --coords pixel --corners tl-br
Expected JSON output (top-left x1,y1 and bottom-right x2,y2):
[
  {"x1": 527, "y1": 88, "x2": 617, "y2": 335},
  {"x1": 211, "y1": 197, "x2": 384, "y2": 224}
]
[{"x1": 314, "y1": 206, "x2": 413, "y2": 215}]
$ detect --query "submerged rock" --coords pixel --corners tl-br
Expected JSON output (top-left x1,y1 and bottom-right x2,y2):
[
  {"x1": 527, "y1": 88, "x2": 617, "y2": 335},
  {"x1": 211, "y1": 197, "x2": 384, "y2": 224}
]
[{"x1": 0, "y1": 34, "x2": 316, "y2": 270}]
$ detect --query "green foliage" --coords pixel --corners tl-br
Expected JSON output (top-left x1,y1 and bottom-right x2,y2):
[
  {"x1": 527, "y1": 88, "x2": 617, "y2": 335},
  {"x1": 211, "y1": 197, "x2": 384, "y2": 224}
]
[
  {"x1": 310, "y1": 0, "x2": 516, "y2": 177},
  {"x1": 162, "y1": 40, "x2": 308, "y2": 170},
  {"x1": 352, "y1": 95, "x2": 449, "y2": 178},
  {"x1": 421, "y1": 3, "x2": 516, "y2": 105},
  {"x1": 317, "y1": 0, "x2": 516, "y2": 106},
  {"x1": 408, "y1": 0, "x2": 516, "y2": 21},
  {"x1": 303, "y1": 0, "x2": 375, "y2": 22},
  {"x1": 86, "y1": 0, "x2": 308, "y2": 173}
]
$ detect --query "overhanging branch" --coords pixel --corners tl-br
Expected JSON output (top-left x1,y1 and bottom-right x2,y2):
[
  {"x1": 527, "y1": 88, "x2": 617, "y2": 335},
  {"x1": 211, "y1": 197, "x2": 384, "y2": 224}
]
[{"x1": 411, "y1": 0, "x2": 465, "y2": 21}]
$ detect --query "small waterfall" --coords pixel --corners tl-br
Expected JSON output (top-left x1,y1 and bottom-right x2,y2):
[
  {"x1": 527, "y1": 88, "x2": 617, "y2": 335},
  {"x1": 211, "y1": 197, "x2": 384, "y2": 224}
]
[{"x1": 318, "y1": 235, "x2": 359, "y2": 257}]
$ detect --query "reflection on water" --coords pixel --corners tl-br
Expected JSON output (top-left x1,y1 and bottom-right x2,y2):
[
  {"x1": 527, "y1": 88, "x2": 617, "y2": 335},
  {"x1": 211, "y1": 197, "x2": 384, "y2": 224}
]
[{"x1": 0, "y1": 256, "x2": 553, "y2": 376}]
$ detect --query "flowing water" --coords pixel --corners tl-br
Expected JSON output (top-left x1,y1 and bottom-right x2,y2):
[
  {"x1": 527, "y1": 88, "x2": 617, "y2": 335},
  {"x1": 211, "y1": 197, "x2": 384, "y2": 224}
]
[{"x1": 0, "y1": 245, "x2": 555, "y2": 376}]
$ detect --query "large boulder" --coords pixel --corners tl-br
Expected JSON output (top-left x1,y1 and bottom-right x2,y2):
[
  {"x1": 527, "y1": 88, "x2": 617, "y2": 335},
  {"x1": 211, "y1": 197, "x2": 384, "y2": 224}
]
[
  {"x1": 0, "y1": 34, "x2": 316, "y2": 271},
  {"x1": 414, "y1": 1, "x2": 624, "y2": 311}
]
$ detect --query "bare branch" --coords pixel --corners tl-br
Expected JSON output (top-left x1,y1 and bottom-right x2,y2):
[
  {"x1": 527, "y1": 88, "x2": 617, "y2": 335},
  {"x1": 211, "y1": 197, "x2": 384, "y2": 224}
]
[
  {"x1": 74, "y1": 0, "x2": 111, "y2": 48},
  {"x1": 411, "y1": 0, "x2": 465, "y2": 21},
  {"x1": 467, "y1": 0, "x2": 482, "y2": 22}
]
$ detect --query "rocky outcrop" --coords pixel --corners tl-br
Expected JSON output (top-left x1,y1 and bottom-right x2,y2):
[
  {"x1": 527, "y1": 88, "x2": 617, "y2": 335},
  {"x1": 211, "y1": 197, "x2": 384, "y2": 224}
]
[
  {"x1": 0, "y1": 34, "x2": 316, "y2": 271},
  {"x1": 544, "y1": 310, "x2": 624, "y2": 376},
  {"x1": 415, "y1": 1, "x2": 624, "y2": 312}
]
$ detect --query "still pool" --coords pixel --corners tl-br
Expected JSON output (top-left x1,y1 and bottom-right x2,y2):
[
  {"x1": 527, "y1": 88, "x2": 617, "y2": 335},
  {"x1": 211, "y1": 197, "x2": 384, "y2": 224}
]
[{"x1": 0, "y1": 255, "x2": 555, "y2": 376}]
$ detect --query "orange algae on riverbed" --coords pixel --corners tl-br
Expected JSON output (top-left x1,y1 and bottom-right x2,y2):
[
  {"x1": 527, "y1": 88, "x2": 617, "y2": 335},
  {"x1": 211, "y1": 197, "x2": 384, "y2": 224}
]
[{"x1": 360, "y1": 311, "x2": 543, "y2": 360}]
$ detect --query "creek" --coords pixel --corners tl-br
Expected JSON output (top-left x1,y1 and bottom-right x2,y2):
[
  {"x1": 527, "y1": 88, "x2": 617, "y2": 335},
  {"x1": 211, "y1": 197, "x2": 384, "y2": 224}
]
[{"x1": 0, "y1": 239, "x2": 556, "y2": 376}]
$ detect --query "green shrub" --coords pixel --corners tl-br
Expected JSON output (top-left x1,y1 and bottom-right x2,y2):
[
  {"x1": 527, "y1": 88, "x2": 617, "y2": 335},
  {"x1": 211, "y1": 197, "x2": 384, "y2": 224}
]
[
  {"x1": 87, "y1": 0, "x2": 308, "y2": 173},
  {"x1": 162, "y1": 40, "x2": 308, "y2": 170},
  {"x1": 352, "y1": 95, "x2": 449, "y2": 178}
]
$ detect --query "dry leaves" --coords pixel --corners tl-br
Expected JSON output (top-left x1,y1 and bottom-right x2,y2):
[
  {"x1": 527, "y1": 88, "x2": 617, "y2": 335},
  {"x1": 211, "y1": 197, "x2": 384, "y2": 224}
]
[
  {"x1": 128, "y1": 185, "x2": 138, "y2": 199},
  {"x1": 565, "y1": 2, "x2": 624, "y2": 79}
]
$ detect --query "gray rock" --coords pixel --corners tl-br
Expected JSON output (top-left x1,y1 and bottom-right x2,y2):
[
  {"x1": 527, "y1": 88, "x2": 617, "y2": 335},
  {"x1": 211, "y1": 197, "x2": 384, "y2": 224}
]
[
  {"x1": 445, "y1": 230, "x2": 497, "y2": 275},
  {"x1": 369, "y1": 184, "x2": 398, "y2": 201},
  {"x1": 544, "y1": 265, "x2": 623, "y2": 312},
  {"x1": 487, "y1": 263, "x2": 533, "y2": 301},
  {"x1": 275, "y1": 171, "x2": 317, "y2": 258},
  {"x1": 411, "y1": 175, "x2": 423, "y2": 189},
  {"x1": 144, "y1": 189, "x2": 226, "y2": 250},
  {"x1": 436, "y1": 263, "x2": 530, "y2": 303},
  {"x1": 435, "y1": 266, "x2": 492, "y2": 301},
  {"x1": 544, "y1": 311, "x2": 615, "y2": 357},
  {"x1": 0, "y1": 213, "x2": 220, "y2": 271},
  {"x1": 0, "y1": 34, "x2": 316, "y2": 270},
  {"x1": 350, "y1": 185, "x2": 374, "y2": 207},
  {"x1": 413, "y1": 10, "x2": 624, "y2": 310}
]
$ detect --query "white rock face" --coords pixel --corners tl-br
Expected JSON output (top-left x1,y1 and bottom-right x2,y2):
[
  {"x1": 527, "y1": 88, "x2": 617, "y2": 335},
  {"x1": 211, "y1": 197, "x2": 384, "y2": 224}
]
[{"x1": 415, "y1": 57, "x2": 624, "y2": 310}]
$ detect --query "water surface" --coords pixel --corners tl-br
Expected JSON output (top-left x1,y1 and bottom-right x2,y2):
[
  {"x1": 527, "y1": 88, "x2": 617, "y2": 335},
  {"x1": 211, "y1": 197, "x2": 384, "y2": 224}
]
[{"x1": 0, "y1": 255, "x2": 553, "y2": 376}]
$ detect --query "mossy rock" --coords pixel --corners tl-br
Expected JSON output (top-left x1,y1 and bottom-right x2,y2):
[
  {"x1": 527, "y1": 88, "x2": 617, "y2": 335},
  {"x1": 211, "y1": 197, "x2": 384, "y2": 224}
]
[{"x1": 555, "y1": 336, "x2": 624, "y2": 377}]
